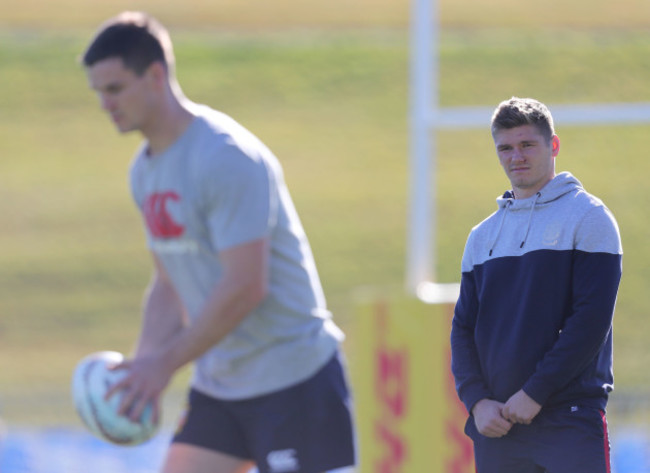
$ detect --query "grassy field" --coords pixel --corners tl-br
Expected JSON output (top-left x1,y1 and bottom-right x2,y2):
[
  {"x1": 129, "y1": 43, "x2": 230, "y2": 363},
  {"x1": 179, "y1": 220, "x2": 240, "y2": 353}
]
[{"x1": 1, "y1": 0, "x2": 650, "y2": 425}]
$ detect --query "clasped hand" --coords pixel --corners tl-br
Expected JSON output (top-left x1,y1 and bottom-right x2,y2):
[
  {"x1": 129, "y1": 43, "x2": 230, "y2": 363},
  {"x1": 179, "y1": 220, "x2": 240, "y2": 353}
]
[{"x1": 473, "y1": 390, "x2": 542, "y2": 438}]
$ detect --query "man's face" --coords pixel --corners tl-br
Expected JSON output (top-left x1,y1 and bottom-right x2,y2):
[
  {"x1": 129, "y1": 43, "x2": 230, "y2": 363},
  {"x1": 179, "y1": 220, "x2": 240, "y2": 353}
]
[
  {"x1": 86, "y1": 57, "x2": 157, "y2": 134},
  {"x1": 493, "y1": 124, "x2": 560, "y2": 199}
]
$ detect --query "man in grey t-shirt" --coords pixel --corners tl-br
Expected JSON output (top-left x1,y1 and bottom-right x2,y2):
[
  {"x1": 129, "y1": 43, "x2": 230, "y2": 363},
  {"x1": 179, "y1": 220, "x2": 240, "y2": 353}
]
[{"x1": 82, "y1": 11, "x2": 356, "y2": 473}]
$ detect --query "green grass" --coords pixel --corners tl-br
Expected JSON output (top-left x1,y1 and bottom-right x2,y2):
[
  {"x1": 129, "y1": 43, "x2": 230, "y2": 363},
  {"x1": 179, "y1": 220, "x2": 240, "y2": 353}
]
[{"x1": 1, "y1": 2, "x2": 650, "y2": 425}]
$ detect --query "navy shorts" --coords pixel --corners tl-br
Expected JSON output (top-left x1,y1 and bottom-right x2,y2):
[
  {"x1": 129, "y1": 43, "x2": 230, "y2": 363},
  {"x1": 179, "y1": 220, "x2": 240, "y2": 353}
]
[
  {"x1": 466, "y1": 405, "x2": 611, "y2": 473},
  {"x1": 172, "y1": 353, "x2": 356, "y2": 473}
]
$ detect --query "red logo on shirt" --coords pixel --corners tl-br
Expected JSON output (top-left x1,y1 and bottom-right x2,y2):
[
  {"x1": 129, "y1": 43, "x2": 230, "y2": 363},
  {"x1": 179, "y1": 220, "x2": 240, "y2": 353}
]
[{"x1": 143, "y1": 191, "x2": 185, "y2": 238}]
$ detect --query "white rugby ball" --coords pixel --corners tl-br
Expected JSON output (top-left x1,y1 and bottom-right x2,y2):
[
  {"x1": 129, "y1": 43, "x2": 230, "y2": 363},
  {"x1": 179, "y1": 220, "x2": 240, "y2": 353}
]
[{"x1": 72, "y1": 351, "x2": 160, "y2": 445}]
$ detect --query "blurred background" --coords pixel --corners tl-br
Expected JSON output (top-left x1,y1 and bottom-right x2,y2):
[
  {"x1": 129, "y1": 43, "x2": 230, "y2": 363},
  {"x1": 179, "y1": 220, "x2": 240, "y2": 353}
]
[{"x1": 1, "y1": 0, "x2": 649, "y2": 471}]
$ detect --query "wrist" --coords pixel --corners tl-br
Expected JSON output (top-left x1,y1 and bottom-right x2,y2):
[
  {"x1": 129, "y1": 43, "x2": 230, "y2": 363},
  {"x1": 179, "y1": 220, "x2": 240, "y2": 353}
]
[
  {"x1": 471, "y1": 398, "x2": 489, "y2": 417},
  {"x1": 157, "y1": 346, "x2": 181, "y2": 377},
  {"x1": 160, "y1": 328, "x2": 197, "y2": 375}
]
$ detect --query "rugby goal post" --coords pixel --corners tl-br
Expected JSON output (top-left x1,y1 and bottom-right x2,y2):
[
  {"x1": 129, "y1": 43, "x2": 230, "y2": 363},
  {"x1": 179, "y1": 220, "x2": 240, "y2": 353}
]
[{"x1": 407, "y1": 0, "x2": 650, "y2": 293}]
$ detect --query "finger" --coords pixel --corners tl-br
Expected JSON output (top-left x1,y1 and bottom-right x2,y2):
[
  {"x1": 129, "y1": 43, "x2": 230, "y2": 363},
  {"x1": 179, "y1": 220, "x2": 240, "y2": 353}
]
[
  {"x1": 496, "y1": 419, "x2": 513, "y2": 434},
  {"x1": 485, "y1": 428, "x2": 505, "y2": 438},
  {"x1": 501, "y1": 415, "x2": 514, "y2": 426},
  {"x1": 480, "y1": 417, "x2": 512, "y2": 437},
  {"x1": 105, "y1": 378, "x2": 128, "y2": 401},
  {"x1": 129, "y1": 399, "x2": 144, "y2": 422},
  {"x1": 501, "y1": 405, "x2": 521, "y2": 424},
  {"x1": 484, "y1": 425, "x2": 508, "y2": 438},
  {"x1": 502, "y1": 412, "x2": 516, "y2": 424},
  {"x1": 519, "y1": 414, "x2": 534, "y2": 425},
  {"x1": 152, "y1": 396, "x2": 161, "y2": 425},
  {"x1": 505, "y1": 412, "x2": 518, "y2": 423},
  {"x1": 118, "y1": 387, "x2": 139, "y2": 416},
  {"x1": 129, "y1": 393, "x2": 153, "y2": 422},
  {"x1": 107, "y1": 360, "x2": 131, "y2": 371}
]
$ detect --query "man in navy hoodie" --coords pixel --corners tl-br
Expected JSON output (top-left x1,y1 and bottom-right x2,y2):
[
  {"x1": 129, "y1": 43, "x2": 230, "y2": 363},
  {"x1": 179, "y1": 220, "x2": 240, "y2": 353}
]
[{"x1": 451, "y1": 97, "x2": 622, "y2": 473}]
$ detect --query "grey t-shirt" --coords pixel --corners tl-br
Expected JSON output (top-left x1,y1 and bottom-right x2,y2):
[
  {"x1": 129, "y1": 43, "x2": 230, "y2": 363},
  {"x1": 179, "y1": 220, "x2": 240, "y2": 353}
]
[{"x1": 130, "y1": 104, "x2": 343, "y2": 400}]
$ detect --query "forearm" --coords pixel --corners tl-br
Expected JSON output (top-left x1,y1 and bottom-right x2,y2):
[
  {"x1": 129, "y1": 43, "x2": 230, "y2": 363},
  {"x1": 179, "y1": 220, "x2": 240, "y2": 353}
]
[
  {"x1": 135, "y1": 274, "x2": 187, "y2": 357},
  {"x1": 109, "y1": 268, "x2": 189, "y2": 420},
  {"x1": 451, "y1": 272, "x2": 493, "y2": 413},
  {"x1": 161, "y1": 271, "x2": 265, "y2": 373},
  {"x1": 451, "y1": 322, "x2": 493, "y2": 414},
  {"x1": 523, "y1": 251, "x2": 622, "y2": 404}
]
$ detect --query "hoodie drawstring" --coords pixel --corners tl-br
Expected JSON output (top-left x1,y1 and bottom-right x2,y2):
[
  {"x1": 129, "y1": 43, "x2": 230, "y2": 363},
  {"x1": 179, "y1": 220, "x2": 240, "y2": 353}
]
[
  {"x1": 489, "y1": 200, "x2": 512, "y2": 256},
  {"x1": 489, "y1": 192, "x2": 541, "y2": 256},
  {"x1": 519, "y1": 192, "x2": 541, "y2": 249}
]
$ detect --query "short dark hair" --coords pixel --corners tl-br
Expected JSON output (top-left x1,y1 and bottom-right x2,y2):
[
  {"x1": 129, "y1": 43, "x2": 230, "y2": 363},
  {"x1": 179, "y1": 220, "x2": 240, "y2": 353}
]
[
  {"x1": 82, "y1": 11, "x2": 174, "y2": 76},
  {"x1": 491, "y1": 97, "x2": 555, "y2": 142}
]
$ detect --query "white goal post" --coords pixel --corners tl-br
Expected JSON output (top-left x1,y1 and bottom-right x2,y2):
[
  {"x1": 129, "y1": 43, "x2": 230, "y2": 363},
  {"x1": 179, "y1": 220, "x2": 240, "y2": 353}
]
[{"x1": 407, "y1": 0, "x2": 650, "y2": 293}]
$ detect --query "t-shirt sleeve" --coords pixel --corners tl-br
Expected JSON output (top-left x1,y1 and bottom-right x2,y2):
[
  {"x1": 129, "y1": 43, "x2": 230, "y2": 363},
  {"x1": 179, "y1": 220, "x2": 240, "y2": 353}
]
[{"x1": 202, "y1": 144, "x2": 278, "y2": 251}]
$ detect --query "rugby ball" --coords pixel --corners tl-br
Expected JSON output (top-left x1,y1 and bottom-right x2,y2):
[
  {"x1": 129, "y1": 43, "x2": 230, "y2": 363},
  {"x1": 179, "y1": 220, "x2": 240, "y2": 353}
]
[{"x1": 72, "y1": 351, "x2": 159, "y2": 445}]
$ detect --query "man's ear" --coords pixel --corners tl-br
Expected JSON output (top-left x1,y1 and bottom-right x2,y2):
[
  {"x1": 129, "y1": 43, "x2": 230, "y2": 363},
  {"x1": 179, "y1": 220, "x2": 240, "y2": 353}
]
[
  {"x1": 146, "y1": 61, "x2": 168, "y2": 90},
  {"x1": 551, "y1": 135, "x2": 560, "y2": 157}
]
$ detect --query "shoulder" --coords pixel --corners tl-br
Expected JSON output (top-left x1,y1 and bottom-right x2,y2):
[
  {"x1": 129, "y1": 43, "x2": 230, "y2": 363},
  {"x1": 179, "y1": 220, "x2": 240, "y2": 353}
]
[
  {"x1": 171, "y1": 118, "x2": 261, "y2": 191},
  {"x1": 470, "y1": 209, "x2": 501, "y2": 234},
  {"x1": 461, "y1": 209, "x2": 502, "y2": 271},
  {"x1": 193, "y1": 106, "x2": 268, "y2": 155},
  {"x1": 183, "y1": 111, "x2": 282, "y2": 203},
  {"x1": 467, "y1": 207, "x2": 504, "y2": 246},
  {"x1": 190, "y1": 107, "x2": 279, "y2": 173},
  {"x1": 571, "y1": 189, "x2": 621, "y2": 254}
]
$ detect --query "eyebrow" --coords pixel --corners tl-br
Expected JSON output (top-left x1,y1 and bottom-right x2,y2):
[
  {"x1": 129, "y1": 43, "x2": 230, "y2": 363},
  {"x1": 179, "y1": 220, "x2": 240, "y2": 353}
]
[
  {"x1": 497, "y1": 139, "x2": 539, "y2": 150},
  {"x1": 104, "y1": 82, "x2": 123, "y2": 92},
  {"x1": 91, "y1": 81, "x2": 123, "y2": 93}
]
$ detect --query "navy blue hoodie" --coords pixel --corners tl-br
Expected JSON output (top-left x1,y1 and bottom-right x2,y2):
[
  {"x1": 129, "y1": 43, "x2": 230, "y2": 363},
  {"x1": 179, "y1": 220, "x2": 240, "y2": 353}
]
[{"x1": 451, "y1": 172, "x2": 622, "y2": 415}]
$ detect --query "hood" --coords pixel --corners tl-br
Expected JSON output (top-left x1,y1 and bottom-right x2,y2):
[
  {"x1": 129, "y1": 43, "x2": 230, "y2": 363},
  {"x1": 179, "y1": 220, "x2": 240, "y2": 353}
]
[
  {"x1": 496, "y1": 171, "x2": 583, "y2": 210},
  {"x1": 488, "y1": 172, "x2": 583, "y2": 256}
]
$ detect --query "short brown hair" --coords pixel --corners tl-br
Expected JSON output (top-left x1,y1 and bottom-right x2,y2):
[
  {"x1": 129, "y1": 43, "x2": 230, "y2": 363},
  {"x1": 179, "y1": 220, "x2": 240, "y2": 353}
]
[
  {"x1": 491, "y1": 97, "x2": 555, "y2": 142},
  {"x1": 81, "y1": 11, "x2": 175, "y2": 77}
]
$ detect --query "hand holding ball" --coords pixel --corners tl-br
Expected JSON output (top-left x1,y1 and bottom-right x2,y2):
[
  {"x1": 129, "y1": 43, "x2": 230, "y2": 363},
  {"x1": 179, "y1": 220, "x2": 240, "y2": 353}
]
[{"x1": 72, "y1": 351, "x2": 160, "y2": 445}]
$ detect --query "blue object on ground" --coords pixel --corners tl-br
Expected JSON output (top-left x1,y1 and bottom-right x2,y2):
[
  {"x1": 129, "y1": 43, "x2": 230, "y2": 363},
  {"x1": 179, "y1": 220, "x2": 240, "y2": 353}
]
[
  {"x1": 1, "y1": 427, "x2": 648, "y2": 473},
  {"x1": 0, "y1": 428, "x2": 169, "y2": 473}
]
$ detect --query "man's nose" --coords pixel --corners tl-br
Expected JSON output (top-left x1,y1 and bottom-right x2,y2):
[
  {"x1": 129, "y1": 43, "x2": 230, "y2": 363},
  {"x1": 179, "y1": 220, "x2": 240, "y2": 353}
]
[
  {"x1": 100, "y1": 93, "x2": 115, "y2": 111},
  {"x1": 511, "y1": 147, "x2": 525, "y2": 161}
]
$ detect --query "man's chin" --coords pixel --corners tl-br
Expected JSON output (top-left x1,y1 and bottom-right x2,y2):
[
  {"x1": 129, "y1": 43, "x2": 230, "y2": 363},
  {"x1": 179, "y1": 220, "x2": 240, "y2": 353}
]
[{"x1": 115, "y1": 124, "x2": 137, "y2": 134}]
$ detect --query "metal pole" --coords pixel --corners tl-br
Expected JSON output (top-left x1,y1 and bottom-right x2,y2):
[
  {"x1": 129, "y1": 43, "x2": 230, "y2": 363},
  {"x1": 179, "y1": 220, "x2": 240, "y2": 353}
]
[{"x1": 407, "y1": 0, "x2": 438, "y2": 292}]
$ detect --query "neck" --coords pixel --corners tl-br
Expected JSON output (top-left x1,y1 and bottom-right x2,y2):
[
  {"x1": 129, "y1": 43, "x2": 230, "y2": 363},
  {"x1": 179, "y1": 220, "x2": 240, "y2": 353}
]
[
  {"x1": 513, "y1": 175, "x2": 555, "y2": 200},
  {"x1": 143, "y1": 94, "x2": 194, "y2": 156},
  {"x1": 513, "y1": 188, "x2": 537, "y2": 200}
]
